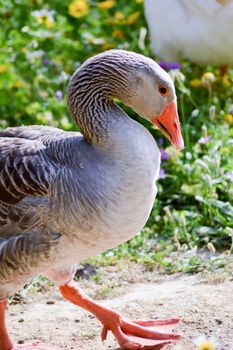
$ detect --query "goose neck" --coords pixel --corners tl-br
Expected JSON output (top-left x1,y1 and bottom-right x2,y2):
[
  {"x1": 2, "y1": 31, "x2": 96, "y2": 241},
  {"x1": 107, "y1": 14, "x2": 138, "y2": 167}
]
[{"x1": 68, "y1": 54, "x2": 133, "y2": 144}]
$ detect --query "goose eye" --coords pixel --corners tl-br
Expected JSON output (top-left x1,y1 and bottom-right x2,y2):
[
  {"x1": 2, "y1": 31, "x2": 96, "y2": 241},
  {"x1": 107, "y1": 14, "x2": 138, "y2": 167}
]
[{"x1": 159, "y1": 86, "x2": 168, "y2": 96}]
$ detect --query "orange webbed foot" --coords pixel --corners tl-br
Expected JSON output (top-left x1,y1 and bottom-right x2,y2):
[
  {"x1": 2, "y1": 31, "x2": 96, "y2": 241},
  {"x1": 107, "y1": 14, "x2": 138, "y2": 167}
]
[
  {"x1": 101, "y1": 315, "x2": 181, "y2": 349},
  {"x1": 60, "y1": 281, "x2": 181, "y2": 350}
]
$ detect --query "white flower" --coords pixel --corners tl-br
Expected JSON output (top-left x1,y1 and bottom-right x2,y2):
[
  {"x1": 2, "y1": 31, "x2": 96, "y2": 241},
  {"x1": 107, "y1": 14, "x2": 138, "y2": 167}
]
[
  {"x1": 194, "y1": 335, "x2": 217, "y2": 350},
  {"x1": 191, "y1": 109, "x2": 199, "y2": 117},
  {"x1": 185, "y1": 152, "x2": 192, "y2": 160},
  {"x1": 226, "y1": 227, "x2": 233, "y2": 237},
  {"x1": 209, "y1": 105, "x2": 216, "y2": 120},
  {"x1": 31, "y1": 9, "x2": 55, "y2": 20},
  {"x1": 169, "y1": 69, "x2": 185, "y2": 82}
]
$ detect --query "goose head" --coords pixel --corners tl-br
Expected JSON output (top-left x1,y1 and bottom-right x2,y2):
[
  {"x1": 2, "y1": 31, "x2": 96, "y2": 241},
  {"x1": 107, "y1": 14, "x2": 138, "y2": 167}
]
[
  {"x1": 117, "y1": 53, "x2": 184, "y2": 150},
  {"x1": 68, "y1": 50, "x2": 184, "y2": 149}
]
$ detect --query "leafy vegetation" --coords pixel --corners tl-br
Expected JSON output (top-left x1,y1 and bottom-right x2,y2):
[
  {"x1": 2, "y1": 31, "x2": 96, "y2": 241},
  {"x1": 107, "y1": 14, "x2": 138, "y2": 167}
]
[{"x1": 1, "y1": 0, "x2": 233, "y2": 272}]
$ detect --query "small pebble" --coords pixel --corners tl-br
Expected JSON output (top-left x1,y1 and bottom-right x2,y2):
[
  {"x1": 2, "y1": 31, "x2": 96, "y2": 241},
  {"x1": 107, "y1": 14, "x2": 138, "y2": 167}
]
[
  {"x1": 215, "y1": 318, "x2": 223, "y2": 324},
  {"x1": 17, "y1": 340, "x2": 24, "y2": 344},
  {"x1": 74, "y1": 318, "x2": 80, "y2": 323},
  {"x1": 18, "y1": 318, "x2": 24, "y2": 323},
  {"x1": 46, "y1": 300, "x2": 55, "y2": 305}
]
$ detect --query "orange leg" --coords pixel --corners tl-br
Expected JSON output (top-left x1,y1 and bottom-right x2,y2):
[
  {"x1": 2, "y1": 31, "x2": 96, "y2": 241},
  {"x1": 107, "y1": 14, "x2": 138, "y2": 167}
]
[
  {"x1": 0, "y1": 300, "x2": 13, "y2": 350},
  {"x1": 60, "y1": 280, "x2": 180, "y2": 349},
  {"x1": 0, "y1": 300, "x2": 61, "y2": 350}
]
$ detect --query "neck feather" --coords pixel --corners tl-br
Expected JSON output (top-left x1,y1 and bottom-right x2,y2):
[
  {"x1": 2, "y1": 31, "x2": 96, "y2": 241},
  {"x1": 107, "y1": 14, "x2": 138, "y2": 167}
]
[{"x1": 68, "y1": 52, "x2": 134, "y2": 143}]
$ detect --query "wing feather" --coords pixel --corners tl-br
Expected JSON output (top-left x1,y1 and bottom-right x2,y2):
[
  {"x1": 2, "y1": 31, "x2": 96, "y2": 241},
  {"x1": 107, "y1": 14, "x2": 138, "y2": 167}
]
[
  {"x1": 0, "y1": 125, "x2": 82, "y2": 236},
  {"x1": 0, "y1": 130, "x2": 60, "y2": 205}
]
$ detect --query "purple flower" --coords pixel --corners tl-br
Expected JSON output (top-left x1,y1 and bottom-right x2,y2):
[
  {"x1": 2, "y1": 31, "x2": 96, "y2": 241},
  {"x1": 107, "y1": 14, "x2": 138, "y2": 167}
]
[
  {"x1": 198, "y1": 136, "x2": 211, "y2": 144},
  {"x1": 55, "y1": 90, "x2": 63, "y2": 101},
  {"x1": 159, "y1": 137, "x2": 164, "y2": 145},
  {"x1": 43, "y1": 58, "x2": 50, "y2": 65},
  {"x1": 160, "y1": 148, "x2": 170, "y2": 161},
  {"x1": 229, "y1": 105, "x2": 233, "y2": 114},
  {"x1": 159, "y1": 168, "x2": 166, "y2": 179},
  {"x1": 159, "y1": 61, "x2": 181, "y2": 71}
]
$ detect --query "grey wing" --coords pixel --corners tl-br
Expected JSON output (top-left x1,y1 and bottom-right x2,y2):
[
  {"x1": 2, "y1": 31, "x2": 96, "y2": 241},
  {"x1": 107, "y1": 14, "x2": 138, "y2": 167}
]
[
  {"x1": 0, "y1": 137, "x2": 58, "y2": 204},
  {"x1": 0, "y1": 125, "x2": 81, "y2": 145},
  {"x1": 0, "y1": 131, "x2": 61, "y2": 236},
  {"x1": 0, "y1": 125, "x2": 66, "y2": 144}
]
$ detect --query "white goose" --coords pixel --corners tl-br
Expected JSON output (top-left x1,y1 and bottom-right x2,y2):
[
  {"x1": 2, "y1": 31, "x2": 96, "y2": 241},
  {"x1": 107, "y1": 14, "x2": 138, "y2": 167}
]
[
  {"x1": 0, "y1": 50, "x2": 183, "y2": 350},
  {"x1": 144, "y1": 0, "x2": 233, "y2": 66}
]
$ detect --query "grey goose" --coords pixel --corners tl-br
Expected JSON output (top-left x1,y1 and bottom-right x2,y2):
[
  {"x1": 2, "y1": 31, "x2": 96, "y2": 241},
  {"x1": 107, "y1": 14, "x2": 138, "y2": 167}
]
[{"x1": 0, "y1": 50, "x2": 183, "y2": 350}]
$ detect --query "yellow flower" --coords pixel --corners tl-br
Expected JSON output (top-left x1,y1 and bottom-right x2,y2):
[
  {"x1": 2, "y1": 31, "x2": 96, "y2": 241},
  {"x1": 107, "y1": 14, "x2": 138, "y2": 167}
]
[
  {"x1": 112, "y1": 29, "x2": 125, "y2": 39},
  {"x1": 97, "y1": 0, "x2": 116, "y2": 9},
  {"x1": 37, "y1": 16, "x2": 44, "y2": 24},
  {"x1": 0, "y1": 64, "x2": 8, "y2": 74},
  {"x1": 201, "y1": 72, "x2": 216, "y2": 87},
  {"x1": 202, "y1": 72, "x2": 216, "y2": 81},
  {"x1": 197, "y1": 341, "x2": 215, "y2": 350},
  {"x1": 225, "y1": 114, "x2": 233, "y2": 124},
  {"x1": 37, "y1": 15, "x2": 53, "y2": 28},
  {"x1": 127, "y1": 11, "x2": 140, "y2": 24},
  {"x1": 21, "y1": 47, "x2": 27, "y2": 53},
  {"x1": 12, "y1": 80, "x2": 26, "y2": 88},
  {"x1": 87, "y1": 36, "x2": 94, "y2": 44},
  {"x1": 114, "y1": 11, "x2": 125, "y2": 20},
  {"x1": 190, "y1": 79, "x2": 202, "y2": 88},
  {"x1": 136, "y1": 0, "x2": 143, "y2": 3},
  {"x1": 68, "y1": 0, "x2": 89, "y2": 18},
  {"x1": 195, "y1": 336, "x2": 216, "y2": 350},
  {"x1": 45, "y1": 17, "x2": 53, "y2": 28}
]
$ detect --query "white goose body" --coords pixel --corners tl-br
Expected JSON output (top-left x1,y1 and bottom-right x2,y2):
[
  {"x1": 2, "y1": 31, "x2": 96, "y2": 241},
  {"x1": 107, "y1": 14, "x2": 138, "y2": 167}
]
[{"x1": 145, "y1": 0, "x2": 233, "y2": 66}]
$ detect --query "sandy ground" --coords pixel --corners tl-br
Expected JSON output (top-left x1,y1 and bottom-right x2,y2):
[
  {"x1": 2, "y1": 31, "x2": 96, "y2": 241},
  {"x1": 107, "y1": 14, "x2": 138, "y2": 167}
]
[{"x1": 6, "y1": 272, "x2": 233, "y2": 350}]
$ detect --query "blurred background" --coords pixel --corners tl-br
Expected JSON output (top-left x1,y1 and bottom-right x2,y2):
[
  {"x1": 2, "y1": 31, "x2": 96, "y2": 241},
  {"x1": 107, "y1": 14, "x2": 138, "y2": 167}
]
[{"x1": 0, "y1": 0, "x2": 233, "y2": 273}]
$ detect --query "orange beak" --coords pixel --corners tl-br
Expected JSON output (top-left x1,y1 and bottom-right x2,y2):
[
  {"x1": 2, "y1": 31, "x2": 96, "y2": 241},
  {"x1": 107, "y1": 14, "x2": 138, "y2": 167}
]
[{"x1": 152, "y1": 101, "x2": 184, "y2": 150}]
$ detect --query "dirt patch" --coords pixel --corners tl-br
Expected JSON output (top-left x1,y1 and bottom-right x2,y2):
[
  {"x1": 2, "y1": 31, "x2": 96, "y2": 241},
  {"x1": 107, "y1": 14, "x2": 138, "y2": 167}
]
[{"x1": 7, "y1": 273, "x2": 233, "y2": 350}]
